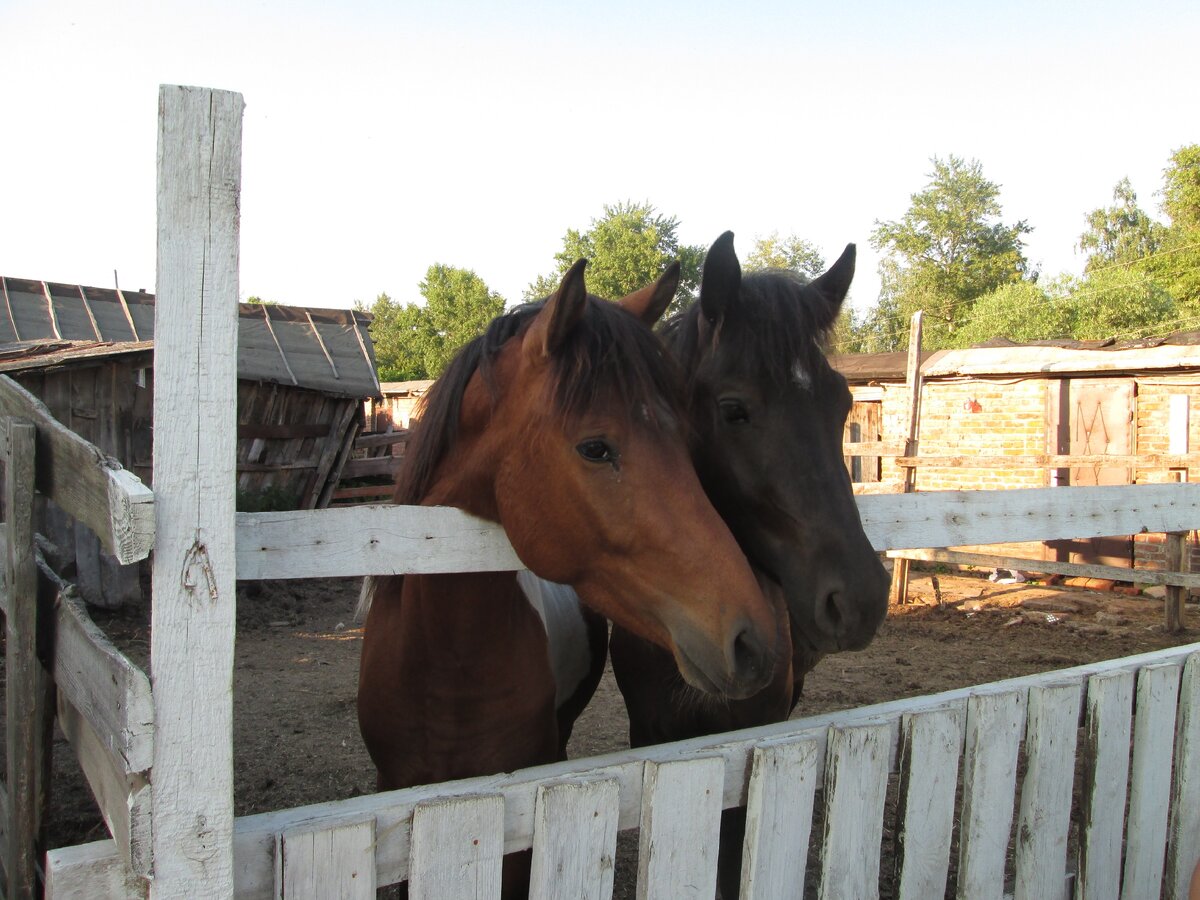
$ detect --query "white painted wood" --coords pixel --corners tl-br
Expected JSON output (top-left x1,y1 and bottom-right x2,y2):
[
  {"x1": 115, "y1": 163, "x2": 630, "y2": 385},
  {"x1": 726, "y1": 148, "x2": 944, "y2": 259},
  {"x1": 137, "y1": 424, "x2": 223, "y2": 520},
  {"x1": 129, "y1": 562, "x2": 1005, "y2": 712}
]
[
  {"x1": 0, "y1": 374, "x2": 154, "y2": 564},
  {"x1": 277, "y1": 817, "x2": 375, "y2": 900},
  {"x1": 957, "y1": 690, "x2": 1025, "y2": 900},
  {"x1": 1165, "y1": 652, "x2": 1200, "y2": 900},
  {"x1": 895, "y1": 708, "x2": 963, "y2": 900},
  {"x1": 817, "y1": 724, "x2": 891, "y2": 900},
  {"x1": 738, "y1": 737, "x2": 820, "y2": 900},
  {"x1": 151, "y1": 83, "x2": 243, "y2": 900},
  {"x1": 236, "y1": 506, "x2": 521, "y2": 579},
  {"x1": 1169, "y1": 394, "x2": 1190, "y2": 455},
  {"x1": 54, "y1": 589, "x2": 154, "y2": 774},
  {"x1": 45, "y1": 839, "x2": 147, "y2": 899},
  {"x1": 1076, "y1": 669, "x2": 1135, "y2": 900},
  {"x1": 922, "y1": 343, "x2": 1200, "y2": 377},
  {"x1": 1014, "y1": 682, "x2": 1082, "y2": 900},
  {"x1": 56, "y1": 694, "x2": 153, "y2": 877},
  {"x1": 1121, "y1": 662, "x2": 1182, "y2": 900},
  {"x1": 528, "y1": 778, "x2": 619, "y2": 900},
  {"x1": 236, "y1": 484, "x2": 1200, "y2": 578},
  {"x1": 636, "y1": 756, "x2": 724, "y2": 900},
  {"x1": 52, "y1": 643, "x2": 1200, "y2": 899},
  {"x1": 859, "y1": 483, "x2": 1200, "y2": 552},
  {"x1": 408, "y1": 794, "x2": 503, "y2": 900}
]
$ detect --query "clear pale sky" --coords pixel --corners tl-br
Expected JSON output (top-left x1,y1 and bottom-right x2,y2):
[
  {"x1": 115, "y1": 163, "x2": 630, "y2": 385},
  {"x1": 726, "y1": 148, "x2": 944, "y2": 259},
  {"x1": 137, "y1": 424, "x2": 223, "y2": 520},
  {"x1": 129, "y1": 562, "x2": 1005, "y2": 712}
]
[{"x1": 2, "y1": 0, "x2": 1196, "y2": 315}]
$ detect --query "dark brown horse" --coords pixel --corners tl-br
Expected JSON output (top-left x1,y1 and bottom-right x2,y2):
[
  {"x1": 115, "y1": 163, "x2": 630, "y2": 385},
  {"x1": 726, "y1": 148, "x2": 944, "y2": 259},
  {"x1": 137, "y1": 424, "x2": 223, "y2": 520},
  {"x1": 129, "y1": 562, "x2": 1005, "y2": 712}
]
[
  {"x1": 357, "y1": 260, "x2": 778, "y2": 894},
  {"x1": 609, "y1": 232, "x2": 890, "y2": 897}
]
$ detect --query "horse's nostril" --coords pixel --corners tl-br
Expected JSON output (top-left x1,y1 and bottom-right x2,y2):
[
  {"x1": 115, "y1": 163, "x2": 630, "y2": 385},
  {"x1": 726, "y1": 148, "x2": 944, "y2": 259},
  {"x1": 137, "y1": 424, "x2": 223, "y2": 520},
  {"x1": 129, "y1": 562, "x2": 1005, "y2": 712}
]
[
  {"x1": 824, "y1": 590, "x2": 845, "y2": 629},
  {"x1": 731, "y1": 625, "x2": 767, "y2": 682}
]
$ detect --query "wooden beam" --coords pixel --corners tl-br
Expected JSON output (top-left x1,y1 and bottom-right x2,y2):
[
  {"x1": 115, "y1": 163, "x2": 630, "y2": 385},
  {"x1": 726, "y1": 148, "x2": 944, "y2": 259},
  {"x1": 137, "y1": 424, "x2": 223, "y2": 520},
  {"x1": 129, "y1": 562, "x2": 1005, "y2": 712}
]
[
  {"x1": 890, "y1": 312, "x2": 923, "y2": 605},
  {"x1": 3, "y1": 417, "x2": 50, "y2": 900},
  {"x1": 303, "y1": 311, "x2": 339, "y2": 381},
  {"x1": 353, "y1": 430, "x2": 410, "y2": 451},
  {"x1": 77, "y1": 286, "x2": 104, "y2": 342},
  {"x1": 1165, "y1": 532, "x2": 1187, "y2": 632},
  {"x1": 895, "y1": 453, "x2": 1200, "y2": 470},
  {"x1": 236, "y1": 423, "x2": 330, "y2": 440},
  {"x1": 887, "y1": 547, "x2": 1200, "y2": 590},
  {"x1": 339, "y1": 454, "x2": 403, "y2": 480},
  {"x1": 2, "y1": 276, "x2": 21, "y2": 341},
  {"x1": 0, "y1": 375, "x2": 154, "y2": 564},
  {"x1": 151, "y1": 83, "x2": 243, "y2": 900}
]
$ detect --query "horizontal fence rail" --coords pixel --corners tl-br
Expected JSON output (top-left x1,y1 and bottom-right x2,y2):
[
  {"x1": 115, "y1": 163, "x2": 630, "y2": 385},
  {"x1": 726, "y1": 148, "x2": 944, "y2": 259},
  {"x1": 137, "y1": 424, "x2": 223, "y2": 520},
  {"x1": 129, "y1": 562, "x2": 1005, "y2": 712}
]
[
  {"x1": 236, "y1": 482, "x2": 1200, "y2": 579},
  {"x1": 46, "y1": 644, "x2": 1200, "y2": 899}
]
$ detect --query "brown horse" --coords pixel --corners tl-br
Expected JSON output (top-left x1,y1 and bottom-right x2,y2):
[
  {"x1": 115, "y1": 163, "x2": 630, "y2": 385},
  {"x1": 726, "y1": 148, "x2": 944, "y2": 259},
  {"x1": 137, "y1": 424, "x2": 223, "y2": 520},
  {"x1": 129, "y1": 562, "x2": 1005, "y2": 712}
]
[
  {"x1": 608, "y1": 232, "x2": 890, "y2": 897},
  {"x1": 357, "y1": 260, "x2": 778, "y2": 893}
]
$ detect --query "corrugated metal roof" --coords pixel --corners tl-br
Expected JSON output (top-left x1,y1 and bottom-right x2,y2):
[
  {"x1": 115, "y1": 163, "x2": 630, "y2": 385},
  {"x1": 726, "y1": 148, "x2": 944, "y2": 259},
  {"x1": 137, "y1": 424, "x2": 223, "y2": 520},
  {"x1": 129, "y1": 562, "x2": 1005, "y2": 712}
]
[{"x1": 0, "y1": 276, "x2": 380, "y2": 398}]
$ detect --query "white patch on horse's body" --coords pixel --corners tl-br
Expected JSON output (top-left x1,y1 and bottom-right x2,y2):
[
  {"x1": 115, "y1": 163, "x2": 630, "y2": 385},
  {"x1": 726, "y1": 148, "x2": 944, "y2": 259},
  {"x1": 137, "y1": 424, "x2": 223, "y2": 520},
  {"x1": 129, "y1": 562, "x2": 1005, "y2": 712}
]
[
  {"x1": 516, "y1": 570, "x2": 592, "y2": 710},
  {"x1": 790, "y1": 358, "x2": 813, "y2": 391}
]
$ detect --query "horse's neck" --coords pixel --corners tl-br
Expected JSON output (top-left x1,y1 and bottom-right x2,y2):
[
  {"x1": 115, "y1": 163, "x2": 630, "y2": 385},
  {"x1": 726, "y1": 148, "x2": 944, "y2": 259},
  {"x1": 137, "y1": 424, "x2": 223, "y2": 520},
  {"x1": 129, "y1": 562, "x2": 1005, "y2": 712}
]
[
  {"x1": 399, "y1": 572, "x2": 542, "y2": 659},
  {"x1": 419, "y1": 428, "x2": 501, "y2": 520}
]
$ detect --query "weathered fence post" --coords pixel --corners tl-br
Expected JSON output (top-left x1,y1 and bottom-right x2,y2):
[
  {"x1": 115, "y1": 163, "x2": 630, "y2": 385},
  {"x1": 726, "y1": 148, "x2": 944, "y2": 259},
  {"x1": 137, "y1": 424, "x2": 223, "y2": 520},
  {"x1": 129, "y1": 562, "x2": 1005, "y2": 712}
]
[
  {"x1": 4, "y1": 417, "x2": 54, "y2": 900},
  {"x1": 151, "y1": 84, "x2": 243, "y2": 898},
  {"x1": 1165, "y1": 531, "x2": 1187, "y2": 632},
  {"x1": 889, "y1": 311, "x2": 923, "y2": 605}
]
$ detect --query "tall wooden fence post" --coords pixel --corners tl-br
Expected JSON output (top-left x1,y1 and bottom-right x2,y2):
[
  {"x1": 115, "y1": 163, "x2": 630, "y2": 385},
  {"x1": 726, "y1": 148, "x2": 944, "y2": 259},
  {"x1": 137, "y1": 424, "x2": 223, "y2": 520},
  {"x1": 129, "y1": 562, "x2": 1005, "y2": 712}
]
[
  {"x1": 1164, "y1": 531, "x2": 1187, "y2": 633},
  {"x1": 4, "y1": 417, "x2": 53, "y2": 900},
  {"x1": 151, "y1": 84, "x2": 243, "y2": 899},
  {"x1": 889, "y1": 312, "x2": 924, "y2": 606}
]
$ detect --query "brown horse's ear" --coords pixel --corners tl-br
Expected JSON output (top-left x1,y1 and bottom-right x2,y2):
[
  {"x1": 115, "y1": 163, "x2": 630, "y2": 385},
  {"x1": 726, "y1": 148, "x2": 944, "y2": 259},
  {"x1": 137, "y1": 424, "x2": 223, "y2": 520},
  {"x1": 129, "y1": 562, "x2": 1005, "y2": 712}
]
[
  {"x1": 528, "y1": 259, "x2": 588, "y2": 360},
  {"x1": 699, "y1": 231, "x2": 740, "y2": 329},
  {"x1": 618, "y1": 261, "x2": 680, "y2": 326},
  {"x1": 809, "y1": 243, "x2": 856, "y2": 326}
]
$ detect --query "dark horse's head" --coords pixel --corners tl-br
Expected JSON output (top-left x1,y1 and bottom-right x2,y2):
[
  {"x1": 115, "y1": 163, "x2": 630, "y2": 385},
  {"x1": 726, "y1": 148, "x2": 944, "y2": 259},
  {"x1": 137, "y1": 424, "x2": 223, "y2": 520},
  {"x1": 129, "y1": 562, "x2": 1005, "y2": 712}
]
[{"x1": 663, "y1": 232, "x2": 888, "y2": 659}]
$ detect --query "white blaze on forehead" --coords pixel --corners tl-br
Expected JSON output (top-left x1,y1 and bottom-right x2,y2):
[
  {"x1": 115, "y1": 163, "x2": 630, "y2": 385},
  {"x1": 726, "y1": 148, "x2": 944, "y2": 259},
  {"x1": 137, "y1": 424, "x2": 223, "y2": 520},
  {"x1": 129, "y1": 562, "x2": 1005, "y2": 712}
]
[{"x1": 791, "y1": 359, "x2": 813, "y2": 390}]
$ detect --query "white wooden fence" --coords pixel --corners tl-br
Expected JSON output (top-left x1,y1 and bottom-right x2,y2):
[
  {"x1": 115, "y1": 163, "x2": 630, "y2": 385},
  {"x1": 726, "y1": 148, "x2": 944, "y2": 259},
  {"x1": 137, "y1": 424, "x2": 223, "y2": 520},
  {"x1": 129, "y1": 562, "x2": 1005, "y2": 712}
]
[{"x1": 0, "y1": 84, "x2": 1197, "y2": 899}]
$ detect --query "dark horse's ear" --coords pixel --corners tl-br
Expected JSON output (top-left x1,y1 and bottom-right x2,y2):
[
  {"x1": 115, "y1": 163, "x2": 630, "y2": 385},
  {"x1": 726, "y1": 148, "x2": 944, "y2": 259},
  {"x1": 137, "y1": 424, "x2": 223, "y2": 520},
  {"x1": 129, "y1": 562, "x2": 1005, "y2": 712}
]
[
  {"x1": 528, "y1": 258, "x2": 589, "y2": 360},
  {"x1": 808, "y1": 243, "x2": 856, "y2": 330},
  {"x1": 618, "y1": 261, "x2": 680, "y2": 326},
  {"x1": 699, "y1": 231, "x2": 741, "y2": 332}
]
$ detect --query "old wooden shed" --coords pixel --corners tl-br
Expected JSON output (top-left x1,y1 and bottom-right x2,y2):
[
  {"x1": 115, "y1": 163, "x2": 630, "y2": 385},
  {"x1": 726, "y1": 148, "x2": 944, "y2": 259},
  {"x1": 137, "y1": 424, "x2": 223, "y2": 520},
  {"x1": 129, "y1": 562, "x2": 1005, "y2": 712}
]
[{"x1": 0, "y1": 275, "x2": 381, "y2": 606}]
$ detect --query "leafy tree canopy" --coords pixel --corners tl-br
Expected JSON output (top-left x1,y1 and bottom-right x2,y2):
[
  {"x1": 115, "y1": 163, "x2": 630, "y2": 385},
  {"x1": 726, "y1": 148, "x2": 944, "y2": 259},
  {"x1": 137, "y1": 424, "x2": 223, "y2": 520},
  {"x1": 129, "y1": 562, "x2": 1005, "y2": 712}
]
[
  {"x1": 1078, "y1": 178, "x2": 1165, "y2": 272},
  {"x1": 870, "y1": 155, "x2": 1032, "y2": 349},
  {"x1": 358, "y1": 265, "x2": 505, "y2": 382},
  {"x1": 742, "y1": 232, "x2": 826, "y2": 278},
  {"x1": 527, "y1": 201, "x2": 704, "y2": 315},
  {"x1": 1153, "y1": 144, "x2": 1200, "y2": 316}
]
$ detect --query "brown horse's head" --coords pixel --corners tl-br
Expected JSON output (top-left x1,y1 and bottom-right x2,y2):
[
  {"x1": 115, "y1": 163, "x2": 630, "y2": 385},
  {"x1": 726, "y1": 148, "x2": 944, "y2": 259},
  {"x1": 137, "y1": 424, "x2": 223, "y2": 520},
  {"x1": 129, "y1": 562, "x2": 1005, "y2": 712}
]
[
  {"x1": 400, "y1": 261, "x2": 776, "y2": 699},
  {"x1": 662, "y1": 232, "x2": 888, "y2": 658}
]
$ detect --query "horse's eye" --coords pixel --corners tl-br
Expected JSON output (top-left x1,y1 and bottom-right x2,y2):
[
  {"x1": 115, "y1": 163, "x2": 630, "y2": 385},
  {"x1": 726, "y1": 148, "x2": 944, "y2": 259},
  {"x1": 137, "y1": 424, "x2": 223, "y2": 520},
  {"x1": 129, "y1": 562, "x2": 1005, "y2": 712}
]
[
  {"x1": 719, "y1": 399, "x2": 749, "y2": 425},
  {"x1": 577, "y1": 439, "x2": 617, "y2": 464}
]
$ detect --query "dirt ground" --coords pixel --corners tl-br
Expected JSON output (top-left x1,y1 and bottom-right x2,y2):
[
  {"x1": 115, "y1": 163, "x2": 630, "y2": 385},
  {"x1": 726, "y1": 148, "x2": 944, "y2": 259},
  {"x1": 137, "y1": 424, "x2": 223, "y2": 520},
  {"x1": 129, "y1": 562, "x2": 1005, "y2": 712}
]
[{"x1": 33, "y1": 567, "x2": 1200, "y2": 893}]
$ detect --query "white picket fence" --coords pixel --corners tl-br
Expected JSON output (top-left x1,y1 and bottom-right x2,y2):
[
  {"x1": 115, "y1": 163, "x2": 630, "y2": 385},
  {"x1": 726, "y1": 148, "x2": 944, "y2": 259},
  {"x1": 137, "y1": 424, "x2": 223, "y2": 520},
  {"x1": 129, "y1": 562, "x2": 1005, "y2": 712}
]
[{"x1": 10, "y1": 85, "x2": 1200, "y2": 899}]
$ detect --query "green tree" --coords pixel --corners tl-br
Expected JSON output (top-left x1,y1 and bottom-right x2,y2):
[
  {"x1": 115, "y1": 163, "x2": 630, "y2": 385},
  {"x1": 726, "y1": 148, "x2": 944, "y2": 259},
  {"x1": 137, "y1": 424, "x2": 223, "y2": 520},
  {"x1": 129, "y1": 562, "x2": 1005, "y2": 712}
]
[
  {"x1": 527, "y1": 201, "x2": 703, "y2": 314},
  {"x1": 1078, "y1": 178, "x2": 1164, "y2": 273},
  {"x1": 418, "y1": 264, "x2": 506, "y2": 377},
  {"x1": 1068, "y1": 267, "x2": 1178, "y2": 340},
  {"x1": 357, "y1": 292, "x2": 432, "y2": 382},
  {"x1": 870, "y1": 155, "x2": 1033, "y2": 349},
  {"x1": 742, "y1": 232, "x2": 825, "y2": 278},
  {"x1": 951, "y1": 280, "x2": 1071, "y2": 347},
  {"x1": 1153, "y1": 144, "x2": 1200, "y2": 314}
]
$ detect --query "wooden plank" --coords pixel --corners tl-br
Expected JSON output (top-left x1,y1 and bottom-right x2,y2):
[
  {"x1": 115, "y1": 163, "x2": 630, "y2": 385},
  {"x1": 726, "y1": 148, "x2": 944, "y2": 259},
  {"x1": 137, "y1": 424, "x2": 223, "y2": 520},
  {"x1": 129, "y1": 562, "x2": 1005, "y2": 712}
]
[
  {"x1": 56, "y1": 695, "x2": 153, "y2": 877},
  {"x1": 151, "y1": 83, "x2": 243, "y2": 900},
  {"x1": 4, "y1": 417, "x2": 49, "y2": 900},
  {"x1": 0, "y1": 375, "x2": 154, "y2": 564},
  {"x1": 54, "y1": 589, "x2": 154, "y2": 774},
  {"x1": 957, "y1": 690, "x2": 1025, "y2": 900},
  {"x1": 338, "y1": 455, "x2": 403, "y2": 480},
  {"x1": 738, "y1": 737, "x2": 820, "y2": 900},
  {"x1": 888, "y1": 547, "x2": 1200, "y2": 589},
  {"x1": 528, "y1": 778, "x2": 619, "y2": 900},
  {"x1": 859, "y1": 483, "x2": 1200, "y2": 552},
  {"x1": 353, "y1": 430, "x2": 410, "y2": 451},
  {"x1": 1165, "y1": 652, "x2": 1200, "y2": 900},
  {"x1": 277, "y1": 817, "x2": 375, "y2": 900},
  {"x1": 895, "y1": 452, "x2": 1200, "y2": 469},
  {"x1": 1013, "y1": 682, "x2": 1082, "y2": 900},
  {"x1": 53, "y1": 643, "x2": 1200, "y2": 899},
  {"x1": 303, "y1": 400, "x2": 359, "y2": 509},
  {"x1": 315, "y1": 417, "x2": 361, "y2": 509},
  {"x1": 889, "y1": 311, "x2": 923, "y2": 604},
  {"x1": 1121, "y1": 662, "x2": 1183, "y2": 900},
  {"x1": 235, "y1": 423, "x2": 330, "y2": 440},
  {"x1": 818, "y1": 724, "x2": 890, "y2": 900},
  {"x1": 45, "y1": 839, "x2": 147, "y2": 899},
  {"x1": 636, "y1": 756, "x2": 724, "y2": 900},
  {"x1": 1165, "y1": 531, "x2": 1186, "y2": 632},
  {"x1": 894, "y1": 708, "x2": 963, "y2": 900},
  {"x1": 235, "y1": 506, "x2": 522, "y2": 580},
  {"x1": 329, "y1": 484, "x2": 395, "y2": 502},
  {"x1": 408, "y1": 794, "x2": 503, "y2": 900},
  {"x1": 1076, "y1": 669, "x2": 1135, "y2": 900}
]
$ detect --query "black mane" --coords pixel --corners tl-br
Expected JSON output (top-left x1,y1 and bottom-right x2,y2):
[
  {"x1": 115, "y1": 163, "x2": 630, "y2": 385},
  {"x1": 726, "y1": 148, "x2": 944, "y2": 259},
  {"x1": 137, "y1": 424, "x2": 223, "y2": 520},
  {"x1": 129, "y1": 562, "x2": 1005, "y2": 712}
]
[
  {"x1": 661, "y1": 269, "x2": 836, "y2": 384},
  {"x1": 395, "y1": 295, "x2": 686, "y2": 505}
]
